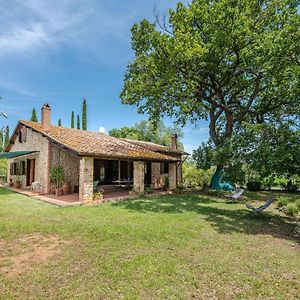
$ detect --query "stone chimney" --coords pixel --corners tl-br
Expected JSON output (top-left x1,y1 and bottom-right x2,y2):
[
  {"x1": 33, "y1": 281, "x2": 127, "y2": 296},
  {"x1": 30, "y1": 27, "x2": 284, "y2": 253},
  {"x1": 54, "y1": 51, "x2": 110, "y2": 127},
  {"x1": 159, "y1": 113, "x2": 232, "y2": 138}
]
[
  {"x1": 171, "y1": 133, "x2": 178, "y2": 149},
  {"x1": 41, "y1": 103, "x2": 51, "y2": 130}
]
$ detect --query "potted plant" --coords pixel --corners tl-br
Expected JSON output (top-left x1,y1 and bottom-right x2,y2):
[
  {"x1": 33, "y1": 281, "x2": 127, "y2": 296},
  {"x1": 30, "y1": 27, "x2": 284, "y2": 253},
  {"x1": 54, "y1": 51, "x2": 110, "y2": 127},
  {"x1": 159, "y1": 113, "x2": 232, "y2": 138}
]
[
  {"x1": 93, "y1": 187, "x2": 104, "y2": 201},
  {"x1": 8, "y1": 177, "x2": 13, "y2": 187},
  {"x1": 15, "y1": 176, "x2": 22, "y2": 189},
  {"x1": 163, "y1": 177, "x2": 169, "y2": 191},
  {"x1": 145, "y1": 185, "x2": 152, "y2": 194},
  {"x1": 63, "y1": 181, "x2": 70, "y2": 194},
  {"x1": 50, "y1": 165, "x2": 64, "y2": 196}
]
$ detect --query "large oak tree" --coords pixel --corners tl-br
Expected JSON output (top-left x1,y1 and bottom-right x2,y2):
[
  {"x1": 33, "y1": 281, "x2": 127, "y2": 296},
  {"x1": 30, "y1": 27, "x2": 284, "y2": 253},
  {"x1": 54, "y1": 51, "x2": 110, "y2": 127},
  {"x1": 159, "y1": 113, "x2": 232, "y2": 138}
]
[{"x1": 121, "y1": 0, "x2": 299, "y2": 187}]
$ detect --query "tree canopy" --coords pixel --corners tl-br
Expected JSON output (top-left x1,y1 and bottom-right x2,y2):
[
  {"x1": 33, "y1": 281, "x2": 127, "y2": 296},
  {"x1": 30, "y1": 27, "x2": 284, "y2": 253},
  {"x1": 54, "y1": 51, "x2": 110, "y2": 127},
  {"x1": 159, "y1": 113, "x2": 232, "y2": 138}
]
[
  {"x1": 193, "y1": 122, "x2": 300, "y2": 184},
  {"x1": 121, "y1": 0, "x2": 299, "y2": 188},
  {"x1": 109, "y1": 120, "x2": 184, "y2": 149}
]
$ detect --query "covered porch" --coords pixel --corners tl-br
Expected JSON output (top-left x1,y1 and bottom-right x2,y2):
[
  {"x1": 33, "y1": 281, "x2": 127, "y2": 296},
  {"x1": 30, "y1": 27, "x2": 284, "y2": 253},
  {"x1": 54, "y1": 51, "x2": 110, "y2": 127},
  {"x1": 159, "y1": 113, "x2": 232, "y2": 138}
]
[{"x1": 79, "y1": 157, "x2": 179, "y2": 203}]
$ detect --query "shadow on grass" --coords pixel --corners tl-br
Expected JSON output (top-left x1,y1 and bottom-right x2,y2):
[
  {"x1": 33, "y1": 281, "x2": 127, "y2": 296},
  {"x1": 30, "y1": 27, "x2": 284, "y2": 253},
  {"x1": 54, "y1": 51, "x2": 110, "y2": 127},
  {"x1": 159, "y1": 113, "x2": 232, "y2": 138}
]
[{"x1": 113, "y1": 193, "x2": 299, "y2": 243}]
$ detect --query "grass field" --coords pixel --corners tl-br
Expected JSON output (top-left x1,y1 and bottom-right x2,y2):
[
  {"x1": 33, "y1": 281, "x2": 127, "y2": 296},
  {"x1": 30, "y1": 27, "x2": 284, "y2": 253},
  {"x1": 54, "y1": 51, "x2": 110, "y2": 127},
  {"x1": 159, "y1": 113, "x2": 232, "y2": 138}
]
[{"x1": 0, "y1": 188, "x2": 299, "y2": 299}]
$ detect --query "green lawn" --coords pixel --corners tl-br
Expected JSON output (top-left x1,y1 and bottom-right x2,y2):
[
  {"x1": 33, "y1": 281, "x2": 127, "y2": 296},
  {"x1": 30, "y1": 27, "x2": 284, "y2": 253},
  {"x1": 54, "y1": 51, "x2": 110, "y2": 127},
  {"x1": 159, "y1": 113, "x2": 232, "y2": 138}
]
[{"x1": 0, "y1": 188, "x2": 299, "y2": 299}]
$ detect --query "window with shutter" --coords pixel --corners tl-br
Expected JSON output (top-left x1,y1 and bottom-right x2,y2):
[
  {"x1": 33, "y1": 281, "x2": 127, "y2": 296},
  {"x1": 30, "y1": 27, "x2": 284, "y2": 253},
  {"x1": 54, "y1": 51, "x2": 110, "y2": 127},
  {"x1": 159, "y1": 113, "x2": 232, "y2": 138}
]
[
  {"x1": 18, "y1": 128, "x2": 27, "y2": 143},
  {"x1": 160, "y1": 162, "x2": 169, "y2": 175},
  {"x1": 10, "y1": 163, "x2": 17, "y2": 175},
  {"x1": 22, "y1": 128, "x2": 27, "y2": 142},
  {"x1": 20, "y1": 161, "x2": 26, "y2": 175}
]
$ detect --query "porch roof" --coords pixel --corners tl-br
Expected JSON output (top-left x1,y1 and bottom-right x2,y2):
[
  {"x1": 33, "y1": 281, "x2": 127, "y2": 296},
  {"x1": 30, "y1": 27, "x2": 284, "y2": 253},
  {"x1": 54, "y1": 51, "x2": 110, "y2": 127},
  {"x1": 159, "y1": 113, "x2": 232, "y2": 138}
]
[
  {"x1": 0, "y1": 151, "x2": 38, "y2": 159},
  {"x1": 9, "y1": 121, "x2": 182, "y2": 162}
]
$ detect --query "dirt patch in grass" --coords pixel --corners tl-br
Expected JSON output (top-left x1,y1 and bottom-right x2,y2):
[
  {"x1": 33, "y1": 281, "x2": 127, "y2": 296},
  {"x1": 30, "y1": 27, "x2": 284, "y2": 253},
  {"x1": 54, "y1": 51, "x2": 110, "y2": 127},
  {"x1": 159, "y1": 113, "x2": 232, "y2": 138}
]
[{"x1": 0, "y1": 234, "x2": 71, "y2": 277}]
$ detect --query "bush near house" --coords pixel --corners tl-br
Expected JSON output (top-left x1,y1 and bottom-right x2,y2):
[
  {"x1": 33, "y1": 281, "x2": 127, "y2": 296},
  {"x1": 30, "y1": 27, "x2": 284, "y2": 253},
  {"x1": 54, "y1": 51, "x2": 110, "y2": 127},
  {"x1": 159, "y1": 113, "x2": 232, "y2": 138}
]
[
  {"x1": 0, "y1": 158, "x2": 7, "y2": 183},
  {"x1": 277, "y1": 196, "x2": 300, "y2": 217},
  {"x1": 182, "y1": 160, "x2": 213, "y2": 189}
]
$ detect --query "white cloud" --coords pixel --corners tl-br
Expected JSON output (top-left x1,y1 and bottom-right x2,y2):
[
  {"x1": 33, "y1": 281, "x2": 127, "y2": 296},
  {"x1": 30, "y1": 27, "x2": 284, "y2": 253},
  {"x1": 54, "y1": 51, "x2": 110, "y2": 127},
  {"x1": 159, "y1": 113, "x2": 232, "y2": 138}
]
[
  {"x1": 99, "y1": 126, "x2": 106, "y2": 134},
  {"x1": 0, "y1": 24, "x2": 48, "y2": 55},
  {"x1": 0, "y1": 0, "x2": 139, "y2": 61},
  {"x1": 0, "y1": 0, "x2": 180, "y2": 61}
]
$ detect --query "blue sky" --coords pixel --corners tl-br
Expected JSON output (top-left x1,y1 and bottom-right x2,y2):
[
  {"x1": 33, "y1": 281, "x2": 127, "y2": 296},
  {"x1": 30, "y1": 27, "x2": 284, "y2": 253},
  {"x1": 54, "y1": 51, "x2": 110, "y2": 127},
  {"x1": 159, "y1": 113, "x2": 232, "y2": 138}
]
[{"x1": 0, "y1": 0, "x2": 209, "y2": 154}]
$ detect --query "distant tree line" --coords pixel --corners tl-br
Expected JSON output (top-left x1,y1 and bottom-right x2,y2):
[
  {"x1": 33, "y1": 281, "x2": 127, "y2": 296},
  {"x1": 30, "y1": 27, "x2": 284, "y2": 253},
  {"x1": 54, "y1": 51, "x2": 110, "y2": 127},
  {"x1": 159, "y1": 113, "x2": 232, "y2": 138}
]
[{"x1": 109, "y1": 120, "x2": 184, "y2": 149}]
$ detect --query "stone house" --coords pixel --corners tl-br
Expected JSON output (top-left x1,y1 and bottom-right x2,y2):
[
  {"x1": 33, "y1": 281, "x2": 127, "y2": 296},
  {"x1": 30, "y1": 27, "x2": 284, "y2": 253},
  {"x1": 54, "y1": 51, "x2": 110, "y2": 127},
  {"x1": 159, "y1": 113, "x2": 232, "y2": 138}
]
[{"x1": 4, "y1": 104, "x2": 186, "y2": 203}]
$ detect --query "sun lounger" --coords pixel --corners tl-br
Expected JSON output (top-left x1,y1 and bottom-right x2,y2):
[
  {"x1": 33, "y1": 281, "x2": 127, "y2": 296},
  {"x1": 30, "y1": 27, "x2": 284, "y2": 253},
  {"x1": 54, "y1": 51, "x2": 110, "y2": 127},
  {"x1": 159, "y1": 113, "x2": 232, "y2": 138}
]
[
  {"x1": 246, "y1": 198, "x2": 274, "y2": 213},
  {"x1": 225, "y1": 188, "x2": 245, "y2": 200}
]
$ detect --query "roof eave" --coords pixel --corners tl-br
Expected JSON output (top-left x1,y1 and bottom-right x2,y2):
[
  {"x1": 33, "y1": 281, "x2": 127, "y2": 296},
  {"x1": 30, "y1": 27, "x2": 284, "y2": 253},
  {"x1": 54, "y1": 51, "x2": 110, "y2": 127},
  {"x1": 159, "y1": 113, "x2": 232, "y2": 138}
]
[{"x1": 78, "y1": 152, "x2": 179, "y2": 162}]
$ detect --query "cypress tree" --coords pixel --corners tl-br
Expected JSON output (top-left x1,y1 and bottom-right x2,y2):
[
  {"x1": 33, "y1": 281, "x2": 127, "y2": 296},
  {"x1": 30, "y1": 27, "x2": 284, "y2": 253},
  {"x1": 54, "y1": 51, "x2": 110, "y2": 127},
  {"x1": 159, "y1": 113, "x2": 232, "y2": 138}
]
[
  {"x1": 82, "y1": 98, "x2": 87, "y2": 130},
  {"x1": 77, "y1": 114, "x2": 80, "y2": 130},
  {"x1": 4, "y1": 126, "x2": 9, "y2": 146},
  {"x1": 31, "y1": 108, "x2": 38, "y2": 122},
  {"x1": 0, "y1": 129, "x2": 3, "y2": 152},
  {"x1": 58, "y1": 119, "x2": 62, "y2": 126},
  {"x1": 71, "y1": 111, "x2": 75, "y2": 128}
]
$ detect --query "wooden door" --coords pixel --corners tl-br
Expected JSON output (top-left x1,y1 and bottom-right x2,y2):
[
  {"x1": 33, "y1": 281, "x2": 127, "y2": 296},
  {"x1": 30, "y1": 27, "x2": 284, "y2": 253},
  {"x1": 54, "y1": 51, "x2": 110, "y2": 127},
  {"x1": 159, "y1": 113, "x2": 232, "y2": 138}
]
[{"x1": 26, "y1": 159, "x2": 35, "y2": 186}]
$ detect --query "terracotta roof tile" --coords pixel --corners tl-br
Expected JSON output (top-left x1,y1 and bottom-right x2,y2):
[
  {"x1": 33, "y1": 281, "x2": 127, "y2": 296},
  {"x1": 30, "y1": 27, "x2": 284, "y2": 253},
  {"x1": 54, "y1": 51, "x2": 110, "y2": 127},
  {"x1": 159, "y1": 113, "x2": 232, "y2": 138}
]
[
  {"x1": 19, "y1": 121, "x2": 181, "y2": 161},
  {"x1": 122, "y1": 139, "x2": 188, "y2": 155}
]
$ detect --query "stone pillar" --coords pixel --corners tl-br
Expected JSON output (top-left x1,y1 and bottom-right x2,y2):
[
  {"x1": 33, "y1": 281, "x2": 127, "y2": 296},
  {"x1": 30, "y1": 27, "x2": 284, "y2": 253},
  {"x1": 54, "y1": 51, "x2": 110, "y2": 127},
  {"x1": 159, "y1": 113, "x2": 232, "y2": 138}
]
[
  {"x1": 169, "y1": 162, "x2": 177, "y2": 190},
  {"x1": 45, "y1": 142, "x2": 51, "y2": 194},
  {"x1": 177, "y1": 163, "x2": 182, "y2": 184},
  {"x1": 133, "y1": 161, "x2": 145, "y2": 194},
  {"x1": 151, "y1": 162, "x2": 161, "y2": 189},
  {"x1": 79, "y1": 157, "x2": 94, "y2": 203}
]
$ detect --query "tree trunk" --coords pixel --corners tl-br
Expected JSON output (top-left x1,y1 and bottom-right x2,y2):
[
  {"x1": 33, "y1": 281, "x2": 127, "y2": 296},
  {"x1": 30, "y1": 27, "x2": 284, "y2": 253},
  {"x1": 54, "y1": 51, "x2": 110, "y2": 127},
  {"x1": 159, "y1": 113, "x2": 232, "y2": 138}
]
[{"x1": 209, "y1": 112, "x2": 235, "y2": 190}]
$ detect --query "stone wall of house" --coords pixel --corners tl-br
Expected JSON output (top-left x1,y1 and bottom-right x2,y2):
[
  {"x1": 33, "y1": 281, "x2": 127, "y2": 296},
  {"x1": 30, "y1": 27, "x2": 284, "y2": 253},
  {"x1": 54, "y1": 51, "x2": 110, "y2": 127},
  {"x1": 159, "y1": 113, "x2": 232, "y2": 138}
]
[
  {"x1": 79, "y1": 156, "x2": 94, "y2": 203},
  {"x1": 177, "y1": 164, "x2": 182, "y2": 184},
  {"x1": 51, "y1": 145, "x2": 80, "y2": 193},
  {"x1": 151, "y1": 162, "x2": 161, "y2": 189},
  {"x1": 133, "y1": 161, "x2": 145, "y2": 194},
  {"x1": 151, "y1": 159, "x2": 183, "y2": 190},
  {"x1": 7, "y1": 153, "x2": 38, "y2": 188},
  {"x1": 151, "y1": 162, "x2": 167, "y2": 189},
  {"x1": 8, "y1": 126, "x2": 50, "y2": 193}
]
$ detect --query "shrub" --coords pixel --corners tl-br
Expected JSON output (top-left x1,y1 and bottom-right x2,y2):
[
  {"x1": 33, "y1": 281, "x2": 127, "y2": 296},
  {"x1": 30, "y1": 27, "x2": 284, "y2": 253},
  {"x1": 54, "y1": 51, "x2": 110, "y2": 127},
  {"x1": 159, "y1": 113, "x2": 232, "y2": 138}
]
[
  {"x1": 163, "y1": 177, "x2": 169, "y2": 190},
  {"x1": 247, "y1": 181, "x2": 262, "y2": 191},
  {"x1": 276, "y1": 176, "x2": 300, "y2": 192},
  {"x1": 277, "y1": 197, "x2": 289, "y2": 208},
  {"x1": 286, "y1": 203, "x2": 299, "y2": 216},
  {"x1": 262, "y1": 175, "x2": 275, "y2": 190},
  {"x1": 286, "y1": 179, "x2": 299, "y2": 192},
  {"x1": 182, "y1": 161, "x2": 213, "y2": 189},
  {"x1": 144, "y1": 186, "x2": 152, "y2": 194},
  {"x1": 295, "y1": 199, "x2": 300, "y2": 210},
  {"x1": 275, "y1": 177, "x2": 289, "y2": 190},
  {"x1": 174, "y1": 183, "x2": 184, "y2": 194}
]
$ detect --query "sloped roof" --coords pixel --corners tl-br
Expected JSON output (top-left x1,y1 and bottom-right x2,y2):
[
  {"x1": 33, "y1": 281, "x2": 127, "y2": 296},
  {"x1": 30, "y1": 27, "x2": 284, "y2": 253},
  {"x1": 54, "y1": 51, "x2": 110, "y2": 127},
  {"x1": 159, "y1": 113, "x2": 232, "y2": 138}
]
[
  {"x1": 8, "y1": 121, "x2": 183, "y2": 162},
  {"x1": 123, "y1": 139, "x2": 188, "y2": 155}
]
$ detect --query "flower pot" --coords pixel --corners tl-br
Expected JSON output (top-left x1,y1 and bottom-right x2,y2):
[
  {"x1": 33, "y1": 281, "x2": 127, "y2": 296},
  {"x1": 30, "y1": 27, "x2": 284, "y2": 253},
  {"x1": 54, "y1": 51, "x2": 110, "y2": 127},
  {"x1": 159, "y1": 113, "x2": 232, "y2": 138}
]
[
  {"x1": 15, "y1": 181, "x2": 21, "y2": 189},
  {"x1": 63, "y1": 182, "x2": 70, "y2": 194},
  {"x1": 55, "y1": 188, "x2": 64, "y2": 197},
  {"x1": 50, "y1": 186, "x2": 56, "y2": 195}
]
